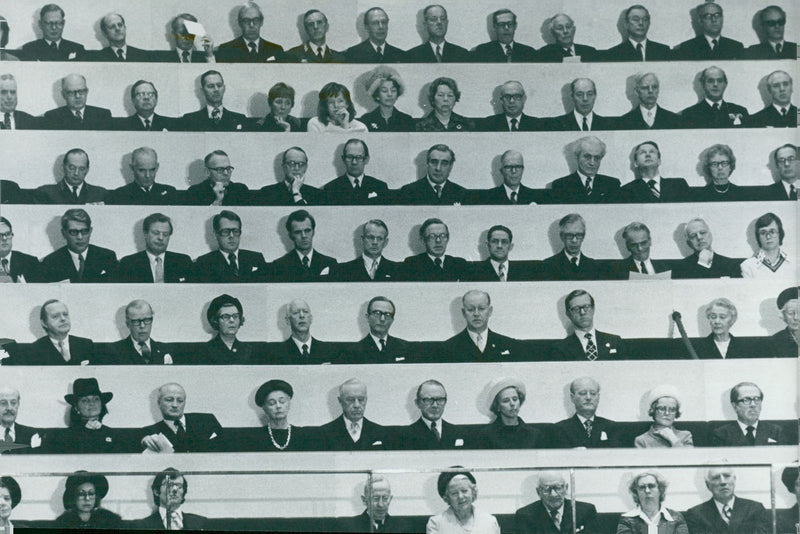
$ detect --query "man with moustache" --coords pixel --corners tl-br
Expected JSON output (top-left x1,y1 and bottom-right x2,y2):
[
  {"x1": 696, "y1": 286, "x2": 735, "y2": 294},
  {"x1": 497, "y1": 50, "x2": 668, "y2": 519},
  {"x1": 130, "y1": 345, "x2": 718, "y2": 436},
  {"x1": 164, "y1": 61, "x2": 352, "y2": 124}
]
[
  {"x1": 337, "y1": 220, "x2": 401, "y2": 282},
  {"x1": 0, "y1": 387, "x2": 44, "y2": 454}
]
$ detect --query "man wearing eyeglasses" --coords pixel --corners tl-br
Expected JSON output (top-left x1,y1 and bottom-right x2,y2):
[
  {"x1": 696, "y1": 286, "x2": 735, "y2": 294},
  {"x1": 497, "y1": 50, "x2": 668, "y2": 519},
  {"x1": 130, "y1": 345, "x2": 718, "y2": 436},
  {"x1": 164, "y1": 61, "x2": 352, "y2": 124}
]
[
  {"x1": 115, "y1": 81, "x2": 178, "y2": 132},
  {"x1": 194, "y1": 210, "x2": 268, "y2": 283},
  {"x1": 323, "y1": 139, "x2": 389, "y2": 205},
  {"x1": 540, "y1": 214, "x2": 602, "y2": 281},
  {"x1": 34, "y1": 148, "x2": 108, "y2": 204},
  {"x1": 86, "y1": 13, "x2": 151, "y2": 62},
  {"x1": 746, "y1": 6, "x2": 797, "y2": 60},
  {"x1": 348, "y1": 296, "x2": 410, "y2": 364},
  {"x1": 258, "y1": 147, "x2": 326, "y2": 205},
  {"x1": 442, "y1": 290, "x2": 519, "y2": 362},
  {"x1": 472, "y1": 9, "x2": 537, "y2": 63},
  {"x1": 339, "y1": 476, "x2": 411, "y2": 533},
  {"x1": 710, "y1": 382, "x2": 787, "y2": 446},
  {"x1": 747, "y1": 70, "x2": 796, "y2": 128},
  {"x1": 216, "y1": 2, "x2": 283, "y2": 63},
  {"x1": 43, "y1": 74, "x2": 112, "y2": 130},
  {"x1": 476, "y1": 150, "x2": 544, "y2": 205},
  {"x1": 337, "y1": 220, "x2": 401, "y2": 282},
  {"x1": 681, "y1": 66, "x2": 749, "y2": 129},
  {"x1": 107, "y1": 147, "x2": 178, "y2": 205},
  {"x1": 140, "y1": 383, "x2": 224, "y2": 453},
  {"x1": 550, "y1": 137, "x2": 621, "y2": 204},
  {"x1": 184, "y1": 150, "x2": 250, "y2": 206},
  {"x1": 40, "y1": 209, "x2": 117, "y2": 283},
  {"x1": 20, "y1": 4, "x2": 85, "y2": 61},
  {"x1": 601, "y1": 5, "x2": 672, "y2": 62},
  {"x1": 514, "y1": 471, "x2": 599, "y2": 534},
  {"x1": 675, "y1": 3, "x2": 744, "y2": 60},
  {"x1": 403, "y1": 380, "x2": 467, "y2": 450},
  {"x1": 103, "y1": 299, "x2": 174, "y2": 365},
  {"x1": 0, "y1": 217, "x2": 40, "y2": 283},
  {"x1": 480, "y1": 82, "x2": 545, "y2": 133},
  {"x1": 763, "y1": 144, "x2": 798, "y2": 201},
  {"x1": 551, "y1": 290, "x2": 625, "y2": 361},
  {"x1": 400, "y1": 218, "x2": 468, "y2": 282}
]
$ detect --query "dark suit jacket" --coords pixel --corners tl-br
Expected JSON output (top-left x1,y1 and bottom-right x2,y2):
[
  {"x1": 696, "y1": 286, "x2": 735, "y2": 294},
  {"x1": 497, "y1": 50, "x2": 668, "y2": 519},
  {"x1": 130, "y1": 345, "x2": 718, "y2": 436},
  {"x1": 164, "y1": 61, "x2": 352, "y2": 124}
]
[
  {"x1": 106, "y1": 182, "x2": 179, "y2": 205},
  {"x1": 770, "y1": 327, "x2": 798, "y2": 358},
  {"x1": 336, "y1": 256, "x2": 401, "y2": 282},
  {"x1": 196, "y1": 336, "x2": 253, "y2": 365},
  {"x1": 551, "y1": 331, "x2": 625, "y2": 361},
  {"x1": 323, "y1": 175, "x2": 390, "y2": 205},
  {"x1": 116, "y1": 250, "x2": 194, "y2": 283},
  {"x1": 319, "y1": 415, "x2": 387, "y2": 451},
  {"x1": 266, "y1": 337, "x2": 338, "y2": 365},
  {"x1": 546, "y1": 111, "x2": 616, "y2": 131},
  {"x1": 672, "y1": 251, "x2": 742, "y2": 279},
  {"x1": 34, "y1": 180, "x2": 108, "y2": 204},
  {"x1": 472, "y1": 40, "x2": 537, "y2": 62},
  {"x1": 776, "y1": 503, "x2": 798, "y2": 534},
  {"x1": 539, "y1": 251, "x2": 603, "y2": 281},
  {"x1": 441, "y1": 329, "x2": 520, "y2": 362},
  {"x1": 404, "y1": 41, "x2": 471, "y2": 62},
  {"x1": 139, "y1": 413, "x2": 223, "y2": 453},
  {"x1": 270, "y1": 249, "x2": 337, "y2": 283},
  {"x1": 612, "y1": 257, "x2": 672, "y2": 279},
  {"x1": 347, "y1": 334, "x2": 412, "y2": 364},
  {"x1": 21, "y1": 38, "x2": 85, "y2": 61},
  {"x1": 40, "y1": 244, "x2": 117, "y2": 283},
  {"x1": 337, "y1": 511, "x2": 413, "y2": 533},
  {"x1": 194, "y1": 249, "x2": 268, "y2": 283},
  {"x1": 619, "y1": 177, "x2": 691, "y2": 203},
  {"x1": 5, "y1": 251, "x2": 41, "y2": 283},
  {"x1": 467, "y1": 259, "x2": 533, "y2": 282},
  {"x1": 480, "y1": 113, "x2": 545, "y2": 132},
  {"x1": 115, "y1": 113, "x2": 178, "y2": 132},
  {"x1": 549, "y1": 172, "x2": 621, "y2": 204},
  {"x1": 344, "y1": 40, "x2": 406, "y2": 63},
  {"x1": 675, "y1": 34, "x2": 745, "y2": 60},
  {"x1": 710, "y1": 421, "x2": 787, "y2": 446},
  {"x1": 179, "y1": 107, "x2": 249, "y2": 132},
  {"x1": 402, "y1": 418, "x2": 467, "y2": 450},
  {"x1": 553, "y1": 414, "x2": 621, "y2": 448},
  {"x1": 745, "y1": 41, "x2": 798, "y2": 59},
  {"x1": 129, "y1": 511, "x2": 208, "y2": 530},
  {"x1": 685, "y1": 497, "x2": 769, "y2": 534},
  {"x1": 617, "y1": 105, "x2": 684, "y2": 130},
  {"x1": 602, "y1": 39, "x2": 672, "y2": 61},
  {"x1": 282, "y1": 44, "x2": 345, "y2": 62},
  {"x1": 183, "y1": 180, "x2": 251, "y2": 206},
  {"x1": 84, "y1": 45, "x2": 151, "y2": 62},
  {"x1": 747, "y1": 104, "x2": 797, "y2": 128},
  {"x1": 2, "y1": 423, "x2": 43, "y2": 455},
  {"x1": 681, "y1": 100, "x2": 749, "y2": 128},
  {"x1": 149, "y1": 49, "x2": 213, "y2": 63},
  {"x1": 536, "y1": 43, "x2": 597, "y2": 62},
  {"x1": 474, "y1": 184, "x2": 545, "y2": 205},
  {"x1": 694, "y1": 334, "x2": 754, "y2": 359},
  {"x1": 253, "y1": 114, "x2": 303, "y2": 132},
  {"x1": 514, "y1": 499, "x2": 600, "y2": 534},
  {"x1": 2, "y1": 110, "x2": 39, "y2": 130},
  {"x1": 20, "y1": 335, "x2": 94, "y2": 365},
  {"x1": 257, "y1": 182, "x2": 326, "y2": 206},
  {"x1": 396, "y1": 179, "x2": 468, "y2": 205},
  {"x1": 400, "y1": 253, "x2": 469, "y2": 282},
  {"x1": 103, "y1": 337, "x2": 173, "y2": 365},
  {"x1": 216, "y1": 36, "x2": 283, "y2": 62},
  {"x1": 42, "y1": 105, "x2": 113, "y2": 130},
  {"x1": 761, "y1": 182, "x2": 796, "y2": 201}
]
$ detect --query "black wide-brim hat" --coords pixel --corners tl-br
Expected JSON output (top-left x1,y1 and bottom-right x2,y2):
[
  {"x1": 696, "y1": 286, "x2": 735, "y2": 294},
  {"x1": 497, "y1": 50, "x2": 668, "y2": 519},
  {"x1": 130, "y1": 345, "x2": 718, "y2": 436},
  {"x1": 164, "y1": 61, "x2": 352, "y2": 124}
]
[
  {"x1": 64, "y1": 378, "x2": 113, "y2": 405},
  {"x1": 63, "y1": 471, "x2": 109, "y2": 508},
  {"x1": 255, "y1": 379, "x2": 293, "y2": 407}
]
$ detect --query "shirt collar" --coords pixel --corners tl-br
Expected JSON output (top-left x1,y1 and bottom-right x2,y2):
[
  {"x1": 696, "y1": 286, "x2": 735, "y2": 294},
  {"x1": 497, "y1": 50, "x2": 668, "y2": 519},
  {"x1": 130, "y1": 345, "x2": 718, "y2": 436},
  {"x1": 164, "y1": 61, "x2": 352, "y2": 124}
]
[
  {"x1": 291, "y1": 336, "x2": 312, "y2": 352},
  {"x1": 346, "y1": 173, "x2": 364, "y2": 186},
  {"x1": 639, "y1": 104, "x2": 657, "y2": 115},
  {"x1": 772, "y1": 102, "x2": 791, "y2": 114},
  {"x1": 111, "y1": 45, "x2": 127, "y2": 54},
  {"x1": 770, "y1": 40, "x2": 786, "y2": 50},
  {"x1": 628, "y1": 38, "x2": 647, "y2": 49},
  {"x1": 307, "y1": 43, "x2": 328, "y2": 55},
  {"x1": 467, "y1": 328, "x2": 489, "y2": 345},
  {"x1": 426, "y1": 176, "x2": 446, "y2": 190},
  {"x1": 573, "y1": 109, "x2": 593, "y2": 124},
  {"x1": 45, "y1": 38, "x2": 62, "y2": 46},
  {"x1": 159, "y1": 507, "x2": 183, "y2": 526},
  {"x1": 131, "y1": 336, "x2": 151, "y2": 351},
  {"x1": 576, "y1": 413, "x2": 594, "y2": 425},
  {"x1": 427, "y1": 253, "x2": 444, "y2": 265},
  {"x1": 489, "y1": 258, "x2": 507, "y2": 274},
  {"x1": 206, "y1": 104, "x2": 223, "y2": 117},
  {"x1": 704, "y1": 35, "x2": 721, "y2": 47},
  {"x1": 576, "y1": 170, "x2": 593, "y2": 186},
  {"x1": 295, "y1": 249, "x2": 314, "y2": 263},
  {"x1": 705, "y1": 97, "x2": 724, "y2": 107},
  {"x1": 245, "y1": 39, "x2": 259, "y2": 50},
  {"x1": 714, "y1": 496, "x2": 735, "y2": 516},
  {"x1": 146, "y1": 250, "x2": 165, "y2": 263},
  {"x1": 621, "y1": 506, "x2": 674, "y2": 522},
  {"x1": 369, "y1": 332, "x2": 386, "y2": 348},
  {"x1": 68, "y1": 248, "x2": 86, "y2": 261},
  {"x1": 736, "y1": 420, "x2": 758, "y2": 434},
  {"x1": 164, "y1": 416, "x2": 186, "y2": 431},
  {"x1": 563, "y1": 250, "x2": 582, "y2": 262},
  {"x1": 574, "y1": 327, "x2": 597, "y2": 339},
  {"x1": 502, "y1": 183, "x2": 520, "y2": 198},
  {"x1": 428, "y1": 40, "x2": 447, "y2": 53}
]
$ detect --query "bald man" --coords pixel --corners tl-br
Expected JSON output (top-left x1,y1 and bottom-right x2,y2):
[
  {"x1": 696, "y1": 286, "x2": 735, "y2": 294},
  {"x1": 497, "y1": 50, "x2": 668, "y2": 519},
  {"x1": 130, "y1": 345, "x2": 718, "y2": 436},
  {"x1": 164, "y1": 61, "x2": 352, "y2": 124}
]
[
  {"x1": 553, "y1": 377, "x2": 621, "y2": 448},
  {"x1": 442, "y1": 290, "x2": 520, "y2": 362},
  {"x1": 104, "y1": 299, "x2": 174, "y2": 365},
  {"x1": 43, "y1": 74, "x2": 112, "y2": 130},
  {"x1": 0, "y1": 387, "x2": 43, "y2": 455},
  {"x1": 320, "y1": 379, "x2": 388, "y2": 451},
  {"x1": 261, "y1": 299, "x2": 338, "y2": 364},
  {"x1": 139, "y1": 383, "x2": 224, "y2": 453},
  {"x1": 338, "y1": 476, "x2": 412, "y2": 533},
  {"x1": 87, "y1": 12, "x2": 151, "y2": 62},
  {"x1": 481, "y1": 81, "x2": 545, "y2": 132}
]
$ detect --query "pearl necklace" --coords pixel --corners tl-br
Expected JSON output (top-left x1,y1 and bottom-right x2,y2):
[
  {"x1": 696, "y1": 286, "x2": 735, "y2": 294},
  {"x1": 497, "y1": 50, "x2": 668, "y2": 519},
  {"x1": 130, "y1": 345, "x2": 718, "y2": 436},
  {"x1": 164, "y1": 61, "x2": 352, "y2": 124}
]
[{"x1": 267, "y1": 424, "x2": 291, "y2": 450}]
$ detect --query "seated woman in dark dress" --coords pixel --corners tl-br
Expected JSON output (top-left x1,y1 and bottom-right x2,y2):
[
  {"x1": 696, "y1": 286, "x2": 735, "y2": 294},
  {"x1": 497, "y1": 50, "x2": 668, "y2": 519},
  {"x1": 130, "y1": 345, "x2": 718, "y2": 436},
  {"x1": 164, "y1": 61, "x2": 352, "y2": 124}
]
[
  {"x1": 51, "y1": 378, "x2": 128, "y2": 454},
  {"x1": 694, "y1": 144, "x2": 752, "y2": 201},
  {"x1": 416, "y1": 76, "x2": 476, "y2": 132},
  {"x1": 358, "y1": 66, "x2": 415, "y2": 132},
  {"x1": 239, "y1": 380, "x2": 316, "y2": 451},
  {"x1": 478, "y1": 378, "x2": 545, "y2": 449},
  {"x1": 253, "y1": 82, "x2": 303, "y2": 132},
  {"x1": 695, "y1": 298, "x2": 752, "y2": 359},
  {"x1": 55, "y1": 471, "x2": 122, "y2": 529},
  {"x1": 199, "y1": 294, "x2": 253, "y2": 364}
]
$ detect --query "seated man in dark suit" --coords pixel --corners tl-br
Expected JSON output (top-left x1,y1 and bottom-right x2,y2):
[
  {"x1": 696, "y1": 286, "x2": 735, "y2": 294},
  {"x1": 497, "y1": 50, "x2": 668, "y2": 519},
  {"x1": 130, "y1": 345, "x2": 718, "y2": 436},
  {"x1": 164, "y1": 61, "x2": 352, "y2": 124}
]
[
  {"x1": 553, "y1": 377, "x2": 621, "y2": 448},
  {"x1": 746, "y1": 6, "x2": 797, "y2": 59},
  {"x1": 40, "y1": 208, "x2": 117, "y2": 283},
  {"x1": 179, "y1": 70, "x2": 249, "y2": 132},
  {"x1": 550, "y1": 136, "x2": 621, "y2": 203},
  {"x1": 685, "y1": 466, "x2": 770, "y2": 534},
  {"x1": 20, "y1": 4, "x2": 85, "y2": 61},
  {"x1": 258, "y1": 146, "x2": 326, "y2": 205},
  {"x1": 601, "y1": 5, "x2": 672, "y2": 61},
  {"x1": 106, "y1": 147, "x2": 179, "y2": 205},
  {"x1": 619, "y1": 141, "x2": 691, "y2": 202},
  {"x1": 185, "y1": 150, "x2": 250, "y2": 206},
  {"x1": 747, "y1": 70, "x2": 796, "y2": 128},
  {"x1": 140, "y1": 383, "x2": 224, "y2": 453},
  {"x1": 617, "y1": 73, "x2": 683, "y2": 130},
  {"x1": 197, "y1": 294, "x2": 254, "y2": 365},
  {"x1": 151, "y1": 13, "x2": 215, "y2": 63},
  {"x1": 282, "y1": 10, "x2": 344, "y2": 63},
  {"x1": 481, "y1": 81, "x2": 545, "y2": 132},
  {"x1": 402, "y1": 380, "x2": 467, "y2": 450},
  {"x1": 551, "y1": 290, "x2": 626, "y2": 361},
  {"x1": 537, "y1": 14, "x2": 596, "y2": 62},
  {"x1": 681, "y1": 66, "x2": 749, "y2": 128},
  {"x1": 614, "y1": 221, "x2": 672, "y2": 278},
  {"x1": 104, "y1": 299, "x2": 174, "y2": 365},
  {"x1": 771, "y1": 287, "x2": 799, "y2": 358},
  {"x1": 270, "y1": 209, "x2": 337, "y2": 282},
  {"x1": 514, "y1": 471, "x2": 600, "y2": 534},
  {"x1": 672, "y1": 218, "x2": 742, "y2": 279},
  {"x1": 396, "y1": 144, "x2": 468, "y2": 205},
  {"x1": 401, "y1": 218, "x2": 468, "y2": 282},
  {"x1": 338, "y1": 476, "x2": 411, "y2": 533},
  {"x1": 674, "y1": 3, "x2": 745, "y2": 60},
  {"x1": 344, "y1": 7, "x2": 405, "y2": 63},
  {"x1": 476, "y1": 150, "x2": 544, "y2": 205},
  {"x1": 129, "y1": 468, "x2": 207, "y2": 530},
  {"x1": 195, "y1": 210, "x2": 268, "y2": 283},
  {"x1": 116, "y1": 81, "x2": 177, "y2": 131},
  {"x1": 116, "y1": 213, "x2": 194, "y2": 283},
  {"x1": 540, "y1": 213, "x2": 602, "y2": 281},
  {"x1": 19, "y1": 299, "x2": 95, "y2": 365},
  {"x1": 405, "y1": 5, "x2": 470, "y2": 63},
  {"x1": 43, "y1": 74, "x2": 112, "y2": 130},
  {"x1": 216, "y1": 3, "x2": 283, "y2": 63},
  {"x1": 85, "y1": 13, "x2": 150, "y2": 62},
  {"x1": 546, "y1": 78, "x2": 615, "y2": 131},
  {"x1": 35, "y1": 148, "x2": 107, "y2": 204},
  {"x1": 323, "y1": 139, "x2": 390, "y2": 205},
  {"x1": 442, "y1": 290, "x2": 519, "y2": 362},
  {"x1": 472, "y1": 9, "x2": 537, "y2": 62},
  {"x1": 762, "y1": 144, "x2": 798, "y2": 200},
  {"x1": 0, "y1": 217, "x2": 41, "y2": 283},
  {"x1": 710, "y1": 382, "x2": 788, "y2": 446},
  {"x1": 0, "y1": 74, "x2": 39, "y2": 130},
  {"x1": 263, "y1": 299, "x2": 338, "y2": 364},
  {"x1": 347, "y1": 296, "x2": 411, "y2": 364},
  {"x1": 320, "y1": 379, "x2": 387, "y2": 451},
  {"x1": 0, "y1": 387, "x2": 44, "y2": 454},
  {"x1": 337, "y1": 219, "x2": 401, "y2": 282},
  {"x1": 469, "y1": 225, "x2": 531, "y2": 282}
]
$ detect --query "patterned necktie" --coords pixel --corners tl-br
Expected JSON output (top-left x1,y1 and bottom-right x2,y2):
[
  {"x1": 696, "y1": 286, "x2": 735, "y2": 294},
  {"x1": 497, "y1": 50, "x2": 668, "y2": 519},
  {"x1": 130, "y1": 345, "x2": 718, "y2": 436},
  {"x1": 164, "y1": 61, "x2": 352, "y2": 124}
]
[
  {"x1": 504, "y1": 44, "x2": 512, "y2": 62},
  {"x1": 564, "y1": 47, "x2": 573, "y2": 56},
  {"x1": 2, "y1": 112, "x2": 10, "y2": 130},
  {"x1": 510, "y1": 191, "x2": 517, "y2": 204},
  {"x1": 59, "y1": 339, "x2": 70, "y2": 362},
  {"x1": 154, "y1": 256, "x2": 164, "y2": 283},
  {"x1": 435, "y1": 44, "x2": 442, "y2": 62},
  {"x1": 77, "y1": 253, "x2": 85, "y2": 280},
  {"x1": 509, "y1": 118, "x2": 517, "y2": 131},
  {"x1": 228, "y1": 253, "x2": 239, "y2": 277},
  {"x1": 248, "y1": 42, "x2": 257, "y2": 58},
  {"x1": 433, "y1": 184, "x2": 442, "y2": 199},
  {"x1": 640, "y1": 261, "x2": 648, "y2": 274},
  {"x1": 647, "y1": 179, "x2": 660, "y2": 198},
  {"x1": 301, "y1": 343, "x2": 309, "y2": 358},
  {"x1": 211, "y1": 107, "x2": 221, "y2": 123},
  {"x1": 3, "y1": 427, "x2": 10, "y2": 443},
  {"x1": 722, "y1": 504, "x2": 732, "y2": 523},
  {"x1": 169, "y1": 511, "x2": 183, "y2": 530},
  {"x1": 476, "y1": 332, "x2": 484, "y2": 352},
  {"x1": 302, "y1": 255, "x2": 310, "y2": 270},
  {"x1": 745, "y1": 425, "x2": 756, "y2": 445},
  {"x1": 353, "y1": 178, "x2": 360, "y2": 191},
  {"x1": 181, "y1": 50, "x2": 190, "y2": 63},
  {"x1": 584, "y1": 418, "x2": 593, "y2": 438},
  {"x1": 434, "y1": 257, "x2": 443, "y2": 270},
  {"x1": 74, "y1": 110, "x2": 83, "y2": 122},
  {"x1": 376, "y1": 45, "x2": 383, "y2": 61},
  {"x1": 1, "y1": 258, "x2": 8, "y2": 274},
  {"x1": 498, "y1": 263, "x2": 506, "y2": 282},
  {"x1": 584, "y1": 333, "x2": 598, "y2": 361},
  {"x1": 775, "y1": 43, "x2": 782, "y2": 55},
  {"x1": 636, "y1": 42, "x2": 644, "y2": 60},
  {"x1": 584, "y1": 176, "x2": 592, "y2": 195},
  {"x1": 144, "y1": 118, "x2": 151, "y2": 130},
  {"x1": 139, "y1": 341, "x2": 151, "y2": 364},
  {"x1": 582, "y1": 115, "x2": 588, "y2": 131},
  {"x1": 430, "y1": 420, "x2": 440, "y2": 441},
  {"x1": 790, "y1": 185, "x2": 797, "y2": 200},
  {"x1": 174, "y1": 419, "x2": 186, "y2": 439},
  {"x1": 550, "y1": 509, "x2": 561, "y2": 531},
  {"x1": 116, "y1": 48, "x2": 125, "y2": 60}
]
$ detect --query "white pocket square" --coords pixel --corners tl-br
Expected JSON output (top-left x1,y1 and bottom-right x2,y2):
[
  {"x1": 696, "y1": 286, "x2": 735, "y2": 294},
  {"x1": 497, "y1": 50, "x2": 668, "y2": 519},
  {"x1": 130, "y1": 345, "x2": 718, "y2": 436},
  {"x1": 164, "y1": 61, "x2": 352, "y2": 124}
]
[
  {"x1": 251, "y1": 266, "x2": 258, "y2": 272},
  {"x1": 455, "y1": 439, "x2": 464, "y2": 447},
  {"x1": 80, "y1": 360, "x2": 90, "y2": 366},
  {"x1": 100, "y1": 270, "x2": 106, "y2": 275},
  {"x1": 768, "y1": 437, "x2": 777, "y2": 443},
  {"x1": 209, "y1": 433, "x2": 218, "y2": 439},
  {"x1": 600, "y1": 431, "x2": 608, "y2": 441},
  {"x1": 501, "y1": 349, "x2": 510, "y2": 355},
  {"x1": 372, "y1": 441, "x2": 382, "y2": 446},
  {"x1": 368, "y1": 192, "x2": 378, "y2": 198},
  {"x1": 395, "y1": 357, "x2": 405, "y2": 362},
  {"x1": 160, "y1": 190, "x2": 167, "y2": 195},
  {"x1": 609, "y1": 349, "x2": 617, "y2": 354},
  {"x1": 178, "y1": 277, "x2": 186, "y2": 282},
  {"x1": 320, "y1": 267, "x2": 330, "y2": 275}
]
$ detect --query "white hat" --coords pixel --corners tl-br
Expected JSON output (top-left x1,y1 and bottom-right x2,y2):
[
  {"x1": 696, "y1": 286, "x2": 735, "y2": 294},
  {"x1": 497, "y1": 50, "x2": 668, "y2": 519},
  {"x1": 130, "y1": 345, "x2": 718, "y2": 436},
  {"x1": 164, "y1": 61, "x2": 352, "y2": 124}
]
[
  {"x1": 487, "y1": 377, "x2": 526, "y2": 411},
  {"x1": 647, "y1": 384, "x2": 682, "y2": 407}
]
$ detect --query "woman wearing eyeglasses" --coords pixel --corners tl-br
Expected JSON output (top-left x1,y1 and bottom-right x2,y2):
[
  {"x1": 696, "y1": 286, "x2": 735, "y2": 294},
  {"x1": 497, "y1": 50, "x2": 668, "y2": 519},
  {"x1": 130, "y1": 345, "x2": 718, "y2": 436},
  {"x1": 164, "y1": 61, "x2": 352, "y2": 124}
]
[
  {"x1": 55, "y1": 472, "x2": 122, "y2": 529},
  {"x1": 617, "y1": 471, "x2": 688, "y2": 534},
  {"x1": 741, "y1": 212, "x2": 792, "y2": 278},
  {"x1": 634, "y1": 385, "x2": 693, "y2": 448},
  {"x1": 198, "y1": 294, "x2": 253, "y2": 364},
  {"x1": 695, "y1": 144, "x2": 750, "y2": 202}
]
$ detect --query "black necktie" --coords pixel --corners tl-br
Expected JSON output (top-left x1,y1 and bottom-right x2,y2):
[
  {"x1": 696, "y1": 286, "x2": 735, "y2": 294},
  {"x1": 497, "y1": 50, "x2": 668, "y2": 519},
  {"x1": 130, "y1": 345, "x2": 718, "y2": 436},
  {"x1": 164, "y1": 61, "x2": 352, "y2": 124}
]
[
  {"x1": 228, "y1": 253, "x2": 239, "y2": 277},
  {"x1": 434, "y1": 257, "x2": 443, "y2": 270},
  {"x1": 77, "y1": 253, "x2": 85, "y2": 280},
  {"x1": 353, "y1": 179, "x2": 360, "y2": 191},
  {"x1": 143, "y1": 118, "x2": 151, "y2": 130},
  {"x1": 50, "y1": 41, "x2": 58, "y2": 54},
  {"x1": 248, "y1": 42, "x2": 257, "y2": 58},
  {"x1": 301, "y1": 343, "x2": 309, "y2": 358},
  {"x1": 713, "y1": 102, "x2": 720, "y2": 112},
  {"x1": 302, "y1": 255, "x2": 310, "y2": 270},
  {"x1": 379, "y1": 338, "x2": 386, "y2": 352},
  {"x1": 640, "y1": 261, "x2": 648, "y2": 274},
  {"x1": 430, "y1": 420, "x2": 440, "y2": 441},
  {"x1": 636, "y1": 42, "x2": 644, "y2": 60},
  {"x1": 181, "y1": 50, "x2": 190, "y2": 63},
  {"x1": 139, "y1": 341, "x2": 151, "y2": 364},
  {"x1": 509, "y1": 118, "x2": 517, "y2": 131},
  {"x1": 564, "y1": 48, "x2": 573, "y2": 56},
  {"x1": 71, "y1": 186, "x2": 80, "y2": 202},
  {"x1": 74, "y1": 110, "x2": 82, "y2": 122},
  {"x1": 570, "y1": 257, "x2": 578, "y2": 268},
  {"x1": 1, "y1": 258, "x2": 8, "y2": 274},
  {"x1": 376, "y1": 46, "x2": 383, "y2": 61},
  {"x1": 581, "y1": 115, "x2": 588, "y2": 131},
  {"x1": 510, "y1": 191, "x2": 517, "y2": 204},
  {"x1": 780, "y1": 107, "x2": 788, "y2": 116},
  {"x1": 433, "y1": 184, "x2": 442, "y2": 199},
  {"x1": 434, "y1": 44, "x2": 442, "y2": 62},
  {"x1": 710, "y1": 39, "x2": 718, "y2": 52},
  {"x1": 174, "y1": 420, "x2": 186, "y2": 442},
  {"x1": 775, "y1": 43, "x2": 783, "y2": 55},
  {"x1": 116, "y1": 48, "x2": 125, "y2": 60},
  {"x1": 745, "y1": 425, "x2": 755, "y2": 445},
  {"x1": 550, "y1": 509, "x2": 561, "y2": 531},
  {"x1": 790, "y1": 185, "x2": 797, "y2": 200},
  {"x1": 2, "y1": 112, "x2": 10, "y2": 130},
  {"x1": 316, "y1": 47, "x2": 324, "y2": 60}
]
